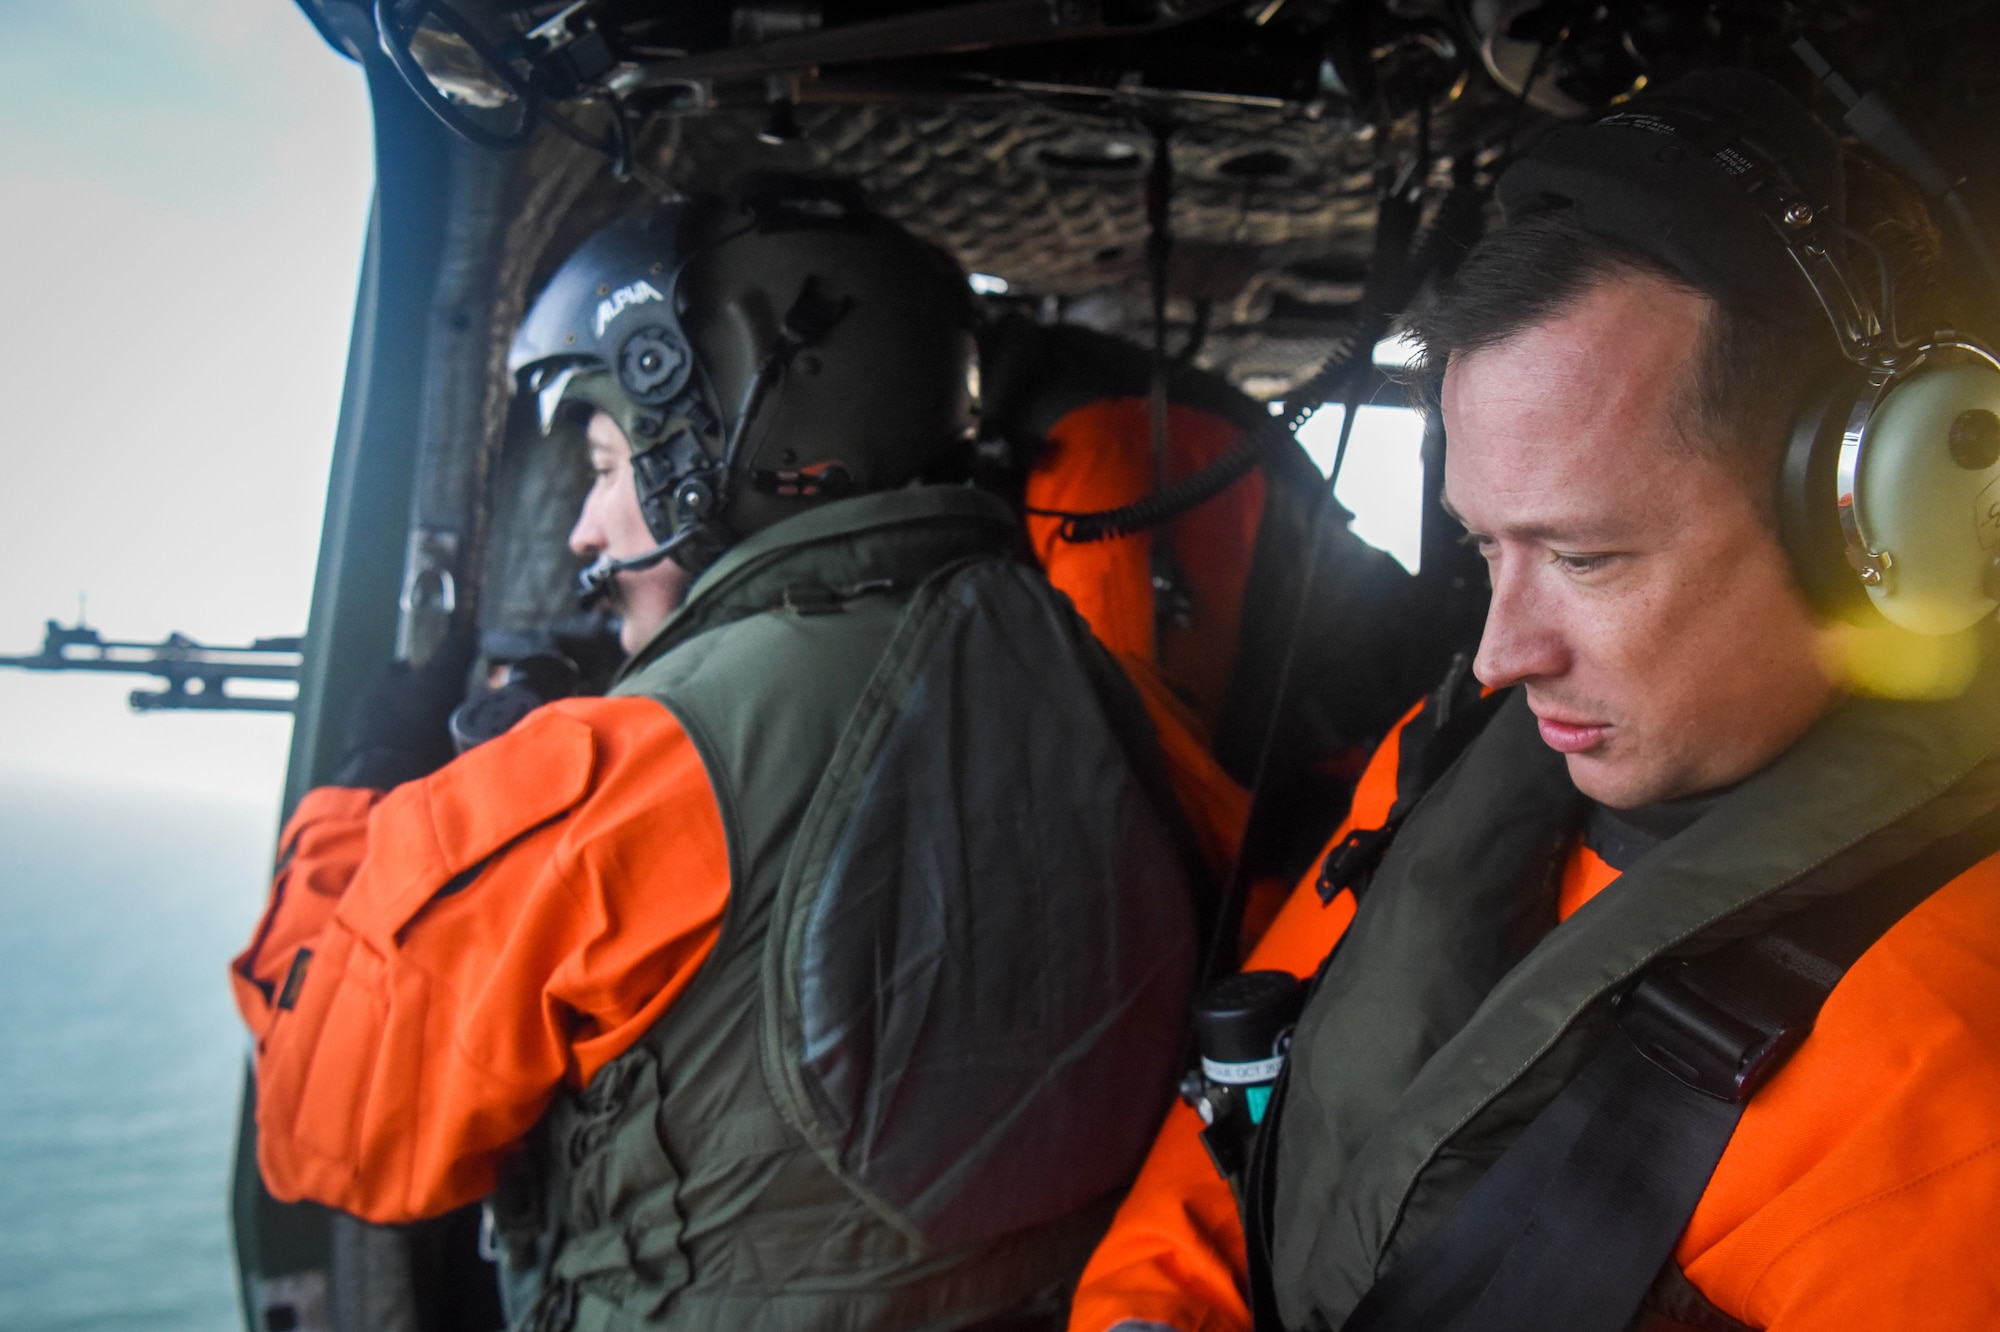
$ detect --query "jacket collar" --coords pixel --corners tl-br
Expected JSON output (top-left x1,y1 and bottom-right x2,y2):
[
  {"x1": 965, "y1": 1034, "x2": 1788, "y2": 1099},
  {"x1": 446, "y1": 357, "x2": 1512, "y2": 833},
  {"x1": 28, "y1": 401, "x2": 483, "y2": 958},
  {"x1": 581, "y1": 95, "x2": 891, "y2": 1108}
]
[{"x1": 614, "y1": 486, "x2": 1019, "y2": 683}]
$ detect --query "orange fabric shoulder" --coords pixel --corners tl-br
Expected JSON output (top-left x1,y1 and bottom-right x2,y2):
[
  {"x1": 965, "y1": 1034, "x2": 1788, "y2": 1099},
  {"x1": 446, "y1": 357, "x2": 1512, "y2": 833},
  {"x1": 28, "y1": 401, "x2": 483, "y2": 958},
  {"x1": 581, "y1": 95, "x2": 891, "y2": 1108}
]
[
  {"x1": 1026, "y1": 400, "x2": 1160, "y2": 663},
  {"x1": 1557, "y1": 842, "x2": 1621, "y2": 920},
  {"x1": 235, "y1": 695, "x2": 731, "y2": 1223},
  {"x1": 1025, "y1": 399, "x2": 1266, "y2": 733},
  {"x1": 1227, "y1": 696, "x2": 1422, "y2": 980},
  {"x1": 1676, "y1": 851, "x2": 2000, "y2": 1329}
]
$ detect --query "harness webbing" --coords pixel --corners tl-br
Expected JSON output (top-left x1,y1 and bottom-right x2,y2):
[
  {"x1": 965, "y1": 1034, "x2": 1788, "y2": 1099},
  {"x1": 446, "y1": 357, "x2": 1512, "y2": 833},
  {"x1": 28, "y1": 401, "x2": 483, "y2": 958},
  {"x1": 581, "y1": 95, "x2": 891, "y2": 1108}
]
[{"x1": 1337, "y1": 798, "x2": 2000, "y2": 1332}]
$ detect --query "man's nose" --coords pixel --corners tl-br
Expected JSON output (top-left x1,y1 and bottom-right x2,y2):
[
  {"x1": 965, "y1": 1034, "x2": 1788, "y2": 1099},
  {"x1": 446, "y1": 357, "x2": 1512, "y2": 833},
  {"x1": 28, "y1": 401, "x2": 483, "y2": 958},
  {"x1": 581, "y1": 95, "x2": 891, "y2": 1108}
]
[{"x1": 1473, "y1": 559, "x2": 1568, "y2": 689}]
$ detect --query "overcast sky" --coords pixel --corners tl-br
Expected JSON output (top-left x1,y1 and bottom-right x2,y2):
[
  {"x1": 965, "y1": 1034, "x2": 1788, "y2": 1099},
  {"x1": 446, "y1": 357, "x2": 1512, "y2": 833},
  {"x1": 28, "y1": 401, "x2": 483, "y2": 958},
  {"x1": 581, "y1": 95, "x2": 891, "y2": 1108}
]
[{"x1": 0, "y1": 2, "x2": 372, "y2": 808}]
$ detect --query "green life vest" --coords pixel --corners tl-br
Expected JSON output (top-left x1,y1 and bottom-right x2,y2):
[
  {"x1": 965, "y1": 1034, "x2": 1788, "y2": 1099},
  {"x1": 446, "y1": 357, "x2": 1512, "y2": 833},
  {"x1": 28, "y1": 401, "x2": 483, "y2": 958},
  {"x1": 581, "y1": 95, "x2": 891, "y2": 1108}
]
[
  {"x1": 1267, "y1": 674, "x2": 2000, "y2": 1328},
  {"x1": 495, "y1": 486, "x2": 1202, "y2": 1332}
]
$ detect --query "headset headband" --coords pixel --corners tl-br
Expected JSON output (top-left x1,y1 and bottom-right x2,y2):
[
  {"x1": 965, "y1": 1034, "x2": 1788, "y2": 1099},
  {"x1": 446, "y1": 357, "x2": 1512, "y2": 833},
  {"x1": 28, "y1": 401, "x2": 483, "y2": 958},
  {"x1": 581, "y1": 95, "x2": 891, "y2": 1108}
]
[
  {"x1": 1558, "y1": 92, "x2": 2000, "y2": 605},
  {"x1": 1497, "y1": 70, "x2": 1857, "y2": 332},
  {"x1": 1588, "y1": 103, "x2": 1890, "y2": 365}
]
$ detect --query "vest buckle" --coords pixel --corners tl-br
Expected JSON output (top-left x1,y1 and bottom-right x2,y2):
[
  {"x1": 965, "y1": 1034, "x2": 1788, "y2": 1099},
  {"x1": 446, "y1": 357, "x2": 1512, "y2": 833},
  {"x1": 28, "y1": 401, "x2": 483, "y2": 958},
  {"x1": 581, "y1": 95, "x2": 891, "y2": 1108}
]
[
  {"x1": 1317, "y1": 824, "x2": 1396, "y2": 902},
  {"x1": 1616, "y1": 958, "x2": 1809, "y2": 1103}
]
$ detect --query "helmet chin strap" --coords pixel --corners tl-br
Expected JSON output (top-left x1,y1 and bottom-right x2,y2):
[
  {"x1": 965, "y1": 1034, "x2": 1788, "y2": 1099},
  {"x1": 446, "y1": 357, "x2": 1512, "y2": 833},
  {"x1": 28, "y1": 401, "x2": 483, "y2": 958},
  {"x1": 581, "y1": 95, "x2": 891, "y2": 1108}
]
[{"x1": 575, "y1": 527, "x2": 700, "y2": 605}]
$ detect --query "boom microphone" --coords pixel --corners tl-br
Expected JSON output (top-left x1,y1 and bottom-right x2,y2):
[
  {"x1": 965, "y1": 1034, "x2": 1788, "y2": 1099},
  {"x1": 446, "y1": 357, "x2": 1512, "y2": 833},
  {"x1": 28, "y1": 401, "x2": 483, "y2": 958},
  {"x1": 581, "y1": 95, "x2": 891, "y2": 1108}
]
[{"x1": 575, "y1": 529, "x2": 696, "y2": 603}]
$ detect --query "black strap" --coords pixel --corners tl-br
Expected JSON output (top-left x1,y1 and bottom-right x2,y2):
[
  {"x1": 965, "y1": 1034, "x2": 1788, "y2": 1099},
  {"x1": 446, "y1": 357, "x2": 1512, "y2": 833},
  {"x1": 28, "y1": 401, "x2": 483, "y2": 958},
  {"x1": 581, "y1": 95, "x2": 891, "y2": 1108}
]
[
  {"x1": 1242, "y1": 1044, "x2": 1291, "y2": 1332},
  {"x1": 1317, "y1": 660, "x2": 1502, "y2": 904},
  {"x1": 1242, "y1": 662, "x2": 1504, "y2": 1332},
  {"x1": 1343, "y1": 1038, "x2": 1738, "y2": 1332},
  {"x1": 1340, "y1": 801, "x2": 2000, "y2": 1332}
]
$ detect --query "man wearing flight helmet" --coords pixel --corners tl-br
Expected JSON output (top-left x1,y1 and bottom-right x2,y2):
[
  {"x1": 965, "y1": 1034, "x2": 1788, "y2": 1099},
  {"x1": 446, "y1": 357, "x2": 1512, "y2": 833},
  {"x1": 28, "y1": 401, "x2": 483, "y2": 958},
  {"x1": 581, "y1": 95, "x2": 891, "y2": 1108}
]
[
  {"x1": 1070, "y1": 66, "x2": 2000, "y2": 1332},
  {"x1": 232, "y1": 180, "x2": 1215, "y2": 1330}
]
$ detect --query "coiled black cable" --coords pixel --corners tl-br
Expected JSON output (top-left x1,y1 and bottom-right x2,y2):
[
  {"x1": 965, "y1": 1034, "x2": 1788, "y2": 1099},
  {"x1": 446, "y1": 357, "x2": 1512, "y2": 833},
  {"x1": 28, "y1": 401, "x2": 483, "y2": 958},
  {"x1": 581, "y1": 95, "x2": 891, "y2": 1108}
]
[
  {"x1": 1027, "y1": 416, "x2": 1281, "y2": 543},
  {"x1": 1032, "y1": 164, "x2": 1478, "y2": 545},
  {"x1": 1278, "y1": 163, "x2": 1485, "y2": 434}
]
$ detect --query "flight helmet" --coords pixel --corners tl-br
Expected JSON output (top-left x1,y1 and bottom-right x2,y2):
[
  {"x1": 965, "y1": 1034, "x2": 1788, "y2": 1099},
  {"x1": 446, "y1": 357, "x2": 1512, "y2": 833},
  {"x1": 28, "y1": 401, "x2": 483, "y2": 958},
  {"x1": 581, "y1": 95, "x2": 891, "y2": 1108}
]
[{"x1": 510, "y1": 179, "x2": 979, "y2": 584}]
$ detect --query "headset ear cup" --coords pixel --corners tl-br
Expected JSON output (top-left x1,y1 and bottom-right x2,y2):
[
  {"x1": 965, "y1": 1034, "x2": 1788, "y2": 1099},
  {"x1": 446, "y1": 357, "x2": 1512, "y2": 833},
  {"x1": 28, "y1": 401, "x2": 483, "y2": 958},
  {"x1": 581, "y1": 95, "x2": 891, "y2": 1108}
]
[{"x1": 1780, "y1": 367, "x2": 1881, "y2": 624}]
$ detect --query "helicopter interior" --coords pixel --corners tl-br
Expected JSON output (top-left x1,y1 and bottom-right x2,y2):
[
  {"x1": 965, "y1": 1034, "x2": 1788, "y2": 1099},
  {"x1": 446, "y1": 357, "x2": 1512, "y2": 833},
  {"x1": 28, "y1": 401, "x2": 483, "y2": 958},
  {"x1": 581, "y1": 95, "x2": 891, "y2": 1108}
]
[{"x1": 236, "y1": 2, "x2": 2000, "y2": 1329}]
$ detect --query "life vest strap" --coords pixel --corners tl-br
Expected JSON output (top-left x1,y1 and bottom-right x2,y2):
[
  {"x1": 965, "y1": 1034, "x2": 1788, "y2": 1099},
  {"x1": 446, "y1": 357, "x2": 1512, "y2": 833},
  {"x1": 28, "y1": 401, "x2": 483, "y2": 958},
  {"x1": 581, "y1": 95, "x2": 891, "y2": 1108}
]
[{"x1": 1336, "y1": 798, "x2": 2000, "y2": 1332}]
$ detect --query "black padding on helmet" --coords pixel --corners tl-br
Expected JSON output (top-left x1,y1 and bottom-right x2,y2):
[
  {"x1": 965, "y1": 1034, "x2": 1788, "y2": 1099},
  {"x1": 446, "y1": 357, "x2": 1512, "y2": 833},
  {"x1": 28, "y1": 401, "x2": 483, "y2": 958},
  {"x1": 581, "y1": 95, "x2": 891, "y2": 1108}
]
[{"x1": 1497, "y1": 68, "x2": 1844, "y2": 325}]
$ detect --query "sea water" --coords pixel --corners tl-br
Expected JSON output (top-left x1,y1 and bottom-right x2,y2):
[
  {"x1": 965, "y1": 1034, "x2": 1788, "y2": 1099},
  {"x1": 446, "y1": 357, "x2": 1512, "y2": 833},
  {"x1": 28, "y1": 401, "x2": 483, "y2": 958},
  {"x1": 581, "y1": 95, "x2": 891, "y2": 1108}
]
[{"x1": 0, "y1": 775, "x2": 275, "y2": 1331}]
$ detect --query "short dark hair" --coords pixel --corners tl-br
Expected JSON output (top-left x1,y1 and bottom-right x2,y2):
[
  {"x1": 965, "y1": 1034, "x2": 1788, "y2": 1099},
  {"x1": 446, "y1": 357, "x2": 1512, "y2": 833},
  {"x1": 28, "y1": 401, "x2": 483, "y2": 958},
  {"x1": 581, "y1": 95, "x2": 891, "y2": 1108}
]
[
  {"x1": 1401, "y1": 163, "x2": 1946, "y2": 508},
  {"x1": 1400, "y1": 209, "x2": 1825, "y2": 500}
]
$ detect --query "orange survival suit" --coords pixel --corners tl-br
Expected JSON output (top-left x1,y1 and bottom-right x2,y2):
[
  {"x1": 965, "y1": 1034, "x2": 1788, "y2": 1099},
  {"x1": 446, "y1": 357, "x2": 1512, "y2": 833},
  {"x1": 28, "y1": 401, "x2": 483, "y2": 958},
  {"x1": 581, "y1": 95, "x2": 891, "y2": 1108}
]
[
  {"x1": 234, "y1": 486, "x2": 1235, "y2": 1332},
  {"x1": 979, "y1": 316, "x2": 1478, "y2": 918},
  {"x1": 1069, "y1": 675, "x2": 2000, "y2": 1332}
]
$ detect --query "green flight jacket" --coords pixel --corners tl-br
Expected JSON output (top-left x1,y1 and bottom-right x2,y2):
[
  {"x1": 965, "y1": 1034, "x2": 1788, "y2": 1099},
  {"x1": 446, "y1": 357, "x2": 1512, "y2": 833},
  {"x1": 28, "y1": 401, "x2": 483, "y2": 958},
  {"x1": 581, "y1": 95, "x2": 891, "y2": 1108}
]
[
  {"x1": 497, "y1": 486, "x2": 1202, "y2": 1332},
  {"x1": 1266, "y1": 674, "x2": 2000, "y2": 1328}
]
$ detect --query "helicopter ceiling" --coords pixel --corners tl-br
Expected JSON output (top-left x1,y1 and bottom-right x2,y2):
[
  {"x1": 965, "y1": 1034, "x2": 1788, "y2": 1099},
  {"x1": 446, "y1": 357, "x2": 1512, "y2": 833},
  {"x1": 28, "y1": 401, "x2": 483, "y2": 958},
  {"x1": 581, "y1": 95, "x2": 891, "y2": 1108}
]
[{"x1": 297, "y1": 0, "x2": 2000, "y2": 398}]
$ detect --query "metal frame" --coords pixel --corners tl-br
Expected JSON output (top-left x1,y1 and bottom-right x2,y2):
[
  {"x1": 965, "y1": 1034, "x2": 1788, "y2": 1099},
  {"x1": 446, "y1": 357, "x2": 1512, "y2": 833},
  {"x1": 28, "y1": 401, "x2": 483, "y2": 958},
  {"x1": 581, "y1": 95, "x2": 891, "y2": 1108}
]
[{"x1": 1833, "y1": 340, "x2": 2000, "y2": 592}]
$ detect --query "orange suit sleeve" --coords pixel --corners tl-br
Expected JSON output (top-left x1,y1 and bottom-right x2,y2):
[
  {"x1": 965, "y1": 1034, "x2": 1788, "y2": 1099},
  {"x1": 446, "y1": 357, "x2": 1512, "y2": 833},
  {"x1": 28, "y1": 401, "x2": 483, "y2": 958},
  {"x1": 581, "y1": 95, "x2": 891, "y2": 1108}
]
[
  {"x1": 1066, "y1": 704, "x2": 1420, "y2": 1332},
  {"x1": 1674, "y1": 853, "x2": 2000, "y2": 1330},
  {"x1": 232, "y1": 784, "x2": 384, "y2": 1030},
  {"x1": 229, "y1": 696, "x2": 730, "y2": 1224}
]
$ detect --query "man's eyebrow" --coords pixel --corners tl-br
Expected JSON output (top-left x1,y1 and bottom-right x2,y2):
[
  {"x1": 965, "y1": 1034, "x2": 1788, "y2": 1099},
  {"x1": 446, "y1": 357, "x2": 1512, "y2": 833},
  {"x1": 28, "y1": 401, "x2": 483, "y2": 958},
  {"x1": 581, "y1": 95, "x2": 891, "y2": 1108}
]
[
  {"x1": 1487, "y1": 520, "x2": 1614, "y2": 545},
  {"x1": 1502, "y1": 521, "x2": 1590, "y2": 543},
  {"x1": 1437, "y1": 492, "x2": 1609, "y2": 545}
]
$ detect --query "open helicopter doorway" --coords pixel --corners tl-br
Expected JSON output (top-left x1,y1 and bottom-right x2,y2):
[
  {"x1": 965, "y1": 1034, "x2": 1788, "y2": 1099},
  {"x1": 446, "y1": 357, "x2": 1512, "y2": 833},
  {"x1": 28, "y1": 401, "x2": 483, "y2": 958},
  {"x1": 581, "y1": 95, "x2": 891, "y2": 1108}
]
[{"x1": 1295, "y1": 399, "x2": 1428, "y2": 574}]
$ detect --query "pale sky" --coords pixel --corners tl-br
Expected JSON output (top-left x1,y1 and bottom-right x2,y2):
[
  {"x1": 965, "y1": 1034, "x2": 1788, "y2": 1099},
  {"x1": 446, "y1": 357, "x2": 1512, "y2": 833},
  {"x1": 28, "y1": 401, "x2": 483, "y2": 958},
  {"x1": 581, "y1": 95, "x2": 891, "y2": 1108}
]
[
  {"x1": 0, "y1": 2, "x2": 372, "y2": 809},
  {"x1": 1300, "y1": 404, "x2": 1426, "y2": 573}
]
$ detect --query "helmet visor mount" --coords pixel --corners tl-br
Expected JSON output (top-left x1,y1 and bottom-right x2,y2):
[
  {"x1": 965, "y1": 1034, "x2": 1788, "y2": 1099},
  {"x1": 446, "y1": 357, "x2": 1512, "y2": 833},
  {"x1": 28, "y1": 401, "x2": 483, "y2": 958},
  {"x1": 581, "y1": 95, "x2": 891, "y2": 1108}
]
[{"x1": 524, "y1": 360, "x2": 598, "y2": 435}]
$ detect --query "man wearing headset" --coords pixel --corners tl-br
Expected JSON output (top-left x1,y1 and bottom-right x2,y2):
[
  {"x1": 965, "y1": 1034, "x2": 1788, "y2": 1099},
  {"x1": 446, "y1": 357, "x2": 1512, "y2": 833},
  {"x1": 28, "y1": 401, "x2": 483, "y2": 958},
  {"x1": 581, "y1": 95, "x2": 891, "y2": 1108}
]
[
  {"x1": 231, "y1": 181, "x2": 1221, "y2": 1331},
  {"x1": 1069, "y1": 68, "x2": 2000, "y2": 1332}
]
